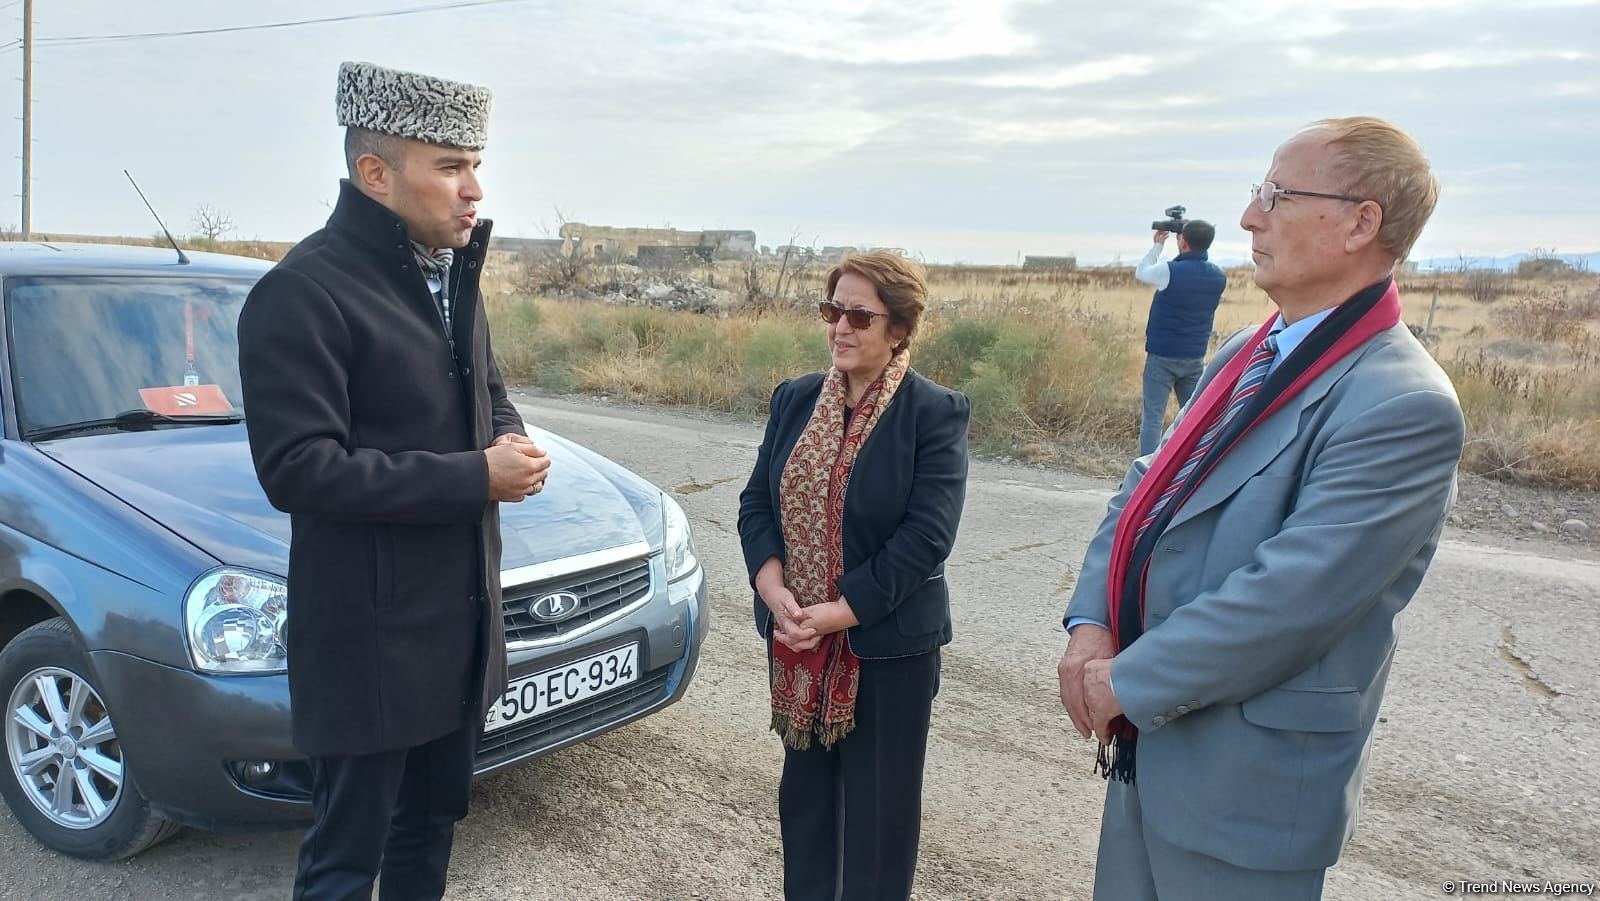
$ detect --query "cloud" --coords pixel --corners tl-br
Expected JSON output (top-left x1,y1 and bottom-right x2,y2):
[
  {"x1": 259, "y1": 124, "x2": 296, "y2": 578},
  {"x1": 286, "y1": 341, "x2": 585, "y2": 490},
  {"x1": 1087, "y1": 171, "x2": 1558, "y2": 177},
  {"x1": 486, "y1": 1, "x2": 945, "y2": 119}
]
[
  {"x1": 1285, "y1": 45, "x2": 1592, "y2": 71},
  {"x1": 969, "y1": 55, "x2": 1159, "y2": 90},
  {"x1": 1, "y1": 0, "x2": 1595, "y2": 261},
  {"x1": 578, "y1": 0, "x2": 1037, "y2": 64}
]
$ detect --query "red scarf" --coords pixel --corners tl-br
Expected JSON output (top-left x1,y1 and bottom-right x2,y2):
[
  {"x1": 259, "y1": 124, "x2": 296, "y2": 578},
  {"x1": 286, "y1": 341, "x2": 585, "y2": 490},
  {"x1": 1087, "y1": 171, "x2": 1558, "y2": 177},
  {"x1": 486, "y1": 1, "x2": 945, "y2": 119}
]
[
  {"x1": 1099, "y1": 280, "x2": 1401, "y2": 781},
  {"x1": 770, "y1": 351, "x2": 911, "y2": 750}
]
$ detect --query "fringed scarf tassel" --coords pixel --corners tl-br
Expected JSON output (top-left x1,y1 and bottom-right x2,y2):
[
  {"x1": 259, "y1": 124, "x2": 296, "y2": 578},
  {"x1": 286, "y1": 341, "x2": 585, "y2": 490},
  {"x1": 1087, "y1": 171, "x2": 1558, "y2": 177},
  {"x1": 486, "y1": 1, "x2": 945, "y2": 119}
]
[
  {"x1": 770, "y1": 711, "x2": 858, "y2": 752},
  {"x1": 1094, "y1": 735, "x2": 1137, "y2": 784}
]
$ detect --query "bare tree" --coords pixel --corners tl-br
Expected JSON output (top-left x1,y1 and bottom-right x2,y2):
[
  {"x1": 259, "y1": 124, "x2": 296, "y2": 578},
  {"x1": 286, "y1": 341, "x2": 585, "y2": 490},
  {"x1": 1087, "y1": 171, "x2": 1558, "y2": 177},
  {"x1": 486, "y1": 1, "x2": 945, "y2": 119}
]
[
  {"x1": 1455, "y1": 253, "x2": 1505, "y2": 303},
  {"x1": 743, "y1": 253, "x2": 768, "y2": 309},
  {"x1": 515, "y1": 205, "x2": 596, "y2": 295},
  {"x1": 192, "y1": 205, "x2": 235, "y2": 242},
  {"x1": 772, "y1": 229, "x2": 820, "y2": 307},
  {"x1": 638, "y1": 245, "x2": 696, "y2": 287}
]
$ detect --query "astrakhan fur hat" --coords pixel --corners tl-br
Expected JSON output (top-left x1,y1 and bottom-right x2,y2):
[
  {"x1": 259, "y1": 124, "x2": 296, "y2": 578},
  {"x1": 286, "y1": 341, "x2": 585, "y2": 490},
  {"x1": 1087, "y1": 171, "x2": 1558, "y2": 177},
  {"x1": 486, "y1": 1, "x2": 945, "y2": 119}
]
[{"x1": 336, "y1": 61, "x2": 492, "y2": 150}]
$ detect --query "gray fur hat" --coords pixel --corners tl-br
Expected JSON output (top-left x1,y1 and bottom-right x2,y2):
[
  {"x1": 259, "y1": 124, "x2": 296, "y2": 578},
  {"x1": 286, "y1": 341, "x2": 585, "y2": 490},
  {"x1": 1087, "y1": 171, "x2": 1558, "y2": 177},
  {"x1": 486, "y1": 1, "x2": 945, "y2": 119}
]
[{"x1": 336, "y1": 61, "x2": 492, "y2": 150}]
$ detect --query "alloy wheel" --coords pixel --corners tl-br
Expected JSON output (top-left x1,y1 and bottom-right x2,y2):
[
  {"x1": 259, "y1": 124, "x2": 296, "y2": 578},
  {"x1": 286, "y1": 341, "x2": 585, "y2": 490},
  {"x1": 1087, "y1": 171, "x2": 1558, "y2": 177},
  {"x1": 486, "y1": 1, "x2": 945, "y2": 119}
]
[{"x1": 6, "y1": 666, "x2": 124, "y2": 829}]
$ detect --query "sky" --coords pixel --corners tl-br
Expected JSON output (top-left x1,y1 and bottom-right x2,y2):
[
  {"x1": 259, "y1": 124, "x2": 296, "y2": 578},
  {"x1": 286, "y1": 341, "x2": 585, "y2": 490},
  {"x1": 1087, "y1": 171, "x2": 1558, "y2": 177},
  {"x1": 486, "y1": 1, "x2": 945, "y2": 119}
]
[{"x1": 2, "y1": 0, "x2": 1596, "y2": 265}]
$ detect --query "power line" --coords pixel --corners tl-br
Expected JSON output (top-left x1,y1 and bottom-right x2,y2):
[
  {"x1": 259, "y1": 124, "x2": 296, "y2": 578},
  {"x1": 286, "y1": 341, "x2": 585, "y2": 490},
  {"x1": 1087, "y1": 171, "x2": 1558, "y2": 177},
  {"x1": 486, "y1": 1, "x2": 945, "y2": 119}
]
[
  {"x1": 10, "y1": 0, "x2": 537, "y2": 233},
  {"x1": 34, "y1": 0, "x2": 534, "y2": 47}
]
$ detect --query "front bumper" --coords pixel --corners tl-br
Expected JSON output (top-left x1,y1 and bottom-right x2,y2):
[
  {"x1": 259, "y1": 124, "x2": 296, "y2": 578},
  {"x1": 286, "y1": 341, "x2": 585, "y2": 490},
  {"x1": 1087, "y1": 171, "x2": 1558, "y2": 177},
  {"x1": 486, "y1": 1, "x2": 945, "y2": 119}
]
[
  {"x1": 477, "y1": 559, "x2": 708, "y2": 775},
  {"x1": 87, "y1": 649, "x2": 306, "y2": 831},
  {"x1": 88, "y1": 560, "x2": 709, "y2": 831}
]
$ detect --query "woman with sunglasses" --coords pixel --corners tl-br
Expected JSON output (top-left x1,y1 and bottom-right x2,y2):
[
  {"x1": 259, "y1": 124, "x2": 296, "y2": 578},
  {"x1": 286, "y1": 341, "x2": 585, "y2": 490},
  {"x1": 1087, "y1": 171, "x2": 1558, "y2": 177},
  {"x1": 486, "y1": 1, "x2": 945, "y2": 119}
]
[{"x1": 737, "y1": 250, "x2": 971, "y2": 900}]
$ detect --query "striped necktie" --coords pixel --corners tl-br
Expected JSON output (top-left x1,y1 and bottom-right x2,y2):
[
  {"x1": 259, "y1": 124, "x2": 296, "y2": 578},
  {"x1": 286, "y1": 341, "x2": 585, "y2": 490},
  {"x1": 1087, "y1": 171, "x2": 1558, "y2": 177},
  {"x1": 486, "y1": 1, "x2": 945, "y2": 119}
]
[{"x1": 1136, "y1": 333, "x2": 1280, "y2": 542}]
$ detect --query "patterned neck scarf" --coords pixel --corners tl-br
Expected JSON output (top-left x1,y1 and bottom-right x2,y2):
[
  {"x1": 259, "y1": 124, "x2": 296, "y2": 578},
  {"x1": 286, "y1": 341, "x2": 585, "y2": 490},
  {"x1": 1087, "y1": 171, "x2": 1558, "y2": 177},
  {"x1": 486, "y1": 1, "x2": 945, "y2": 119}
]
[
  {"x1": 411, "y1": 242, "x2": 455, "y2": 336},
  {"x1": 771, "y1": 349, "x2": 912, "y2": 750}
]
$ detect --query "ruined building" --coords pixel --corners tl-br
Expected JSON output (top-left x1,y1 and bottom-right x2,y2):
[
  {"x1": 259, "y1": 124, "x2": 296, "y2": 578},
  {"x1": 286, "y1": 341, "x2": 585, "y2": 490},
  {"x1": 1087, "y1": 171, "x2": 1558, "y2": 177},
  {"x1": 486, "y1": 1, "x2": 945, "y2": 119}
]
[
  {"x1": 557, "y1": 223, "x2": 757, "y2": 261},
  {"x1": 1023, "y1": 255, "x2": 1078, "y2": 270}
]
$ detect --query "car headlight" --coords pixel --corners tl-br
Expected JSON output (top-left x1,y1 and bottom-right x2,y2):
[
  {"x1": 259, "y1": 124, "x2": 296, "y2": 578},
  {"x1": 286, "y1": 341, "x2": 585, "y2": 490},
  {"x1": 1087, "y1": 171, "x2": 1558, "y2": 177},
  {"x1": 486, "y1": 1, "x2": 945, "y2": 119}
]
[
  {"x1": 661, "y1": 494, "x2": 699, "y2": 583},
  {"x1": 184, "y1": 569, "x2": 289, "y2": 674}
]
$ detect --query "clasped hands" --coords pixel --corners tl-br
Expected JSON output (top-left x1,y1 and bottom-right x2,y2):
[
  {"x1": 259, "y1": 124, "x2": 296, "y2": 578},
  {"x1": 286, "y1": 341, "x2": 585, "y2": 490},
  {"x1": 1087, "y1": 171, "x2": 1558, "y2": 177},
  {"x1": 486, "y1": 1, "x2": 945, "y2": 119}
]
[
  {"x1": 756, "y1": 558, "x2": 858, "y2": 653},
  {"x1": 1056, "y1": 624, "x2": 1124, "y2": 742},
  {"x1": 486, "y1": 433, "x2": 552, "y2": 502}
]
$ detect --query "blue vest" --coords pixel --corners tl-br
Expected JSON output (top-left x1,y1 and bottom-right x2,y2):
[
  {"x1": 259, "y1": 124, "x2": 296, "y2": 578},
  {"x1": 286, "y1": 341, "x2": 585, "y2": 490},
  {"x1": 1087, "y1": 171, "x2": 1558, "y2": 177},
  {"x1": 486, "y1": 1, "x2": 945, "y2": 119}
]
[{"x1": 1145, "y1": 250, "x2": 1225, "y2": 359}]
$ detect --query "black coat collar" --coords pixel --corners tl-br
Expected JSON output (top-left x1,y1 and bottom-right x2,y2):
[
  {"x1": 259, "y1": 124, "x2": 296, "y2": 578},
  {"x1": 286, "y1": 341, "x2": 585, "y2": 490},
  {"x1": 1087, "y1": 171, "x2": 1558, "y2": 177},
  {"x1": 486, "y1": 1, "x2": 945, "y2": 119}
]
[{"x1": 327, "y1": 178, "x2": 493, "y2": 261}]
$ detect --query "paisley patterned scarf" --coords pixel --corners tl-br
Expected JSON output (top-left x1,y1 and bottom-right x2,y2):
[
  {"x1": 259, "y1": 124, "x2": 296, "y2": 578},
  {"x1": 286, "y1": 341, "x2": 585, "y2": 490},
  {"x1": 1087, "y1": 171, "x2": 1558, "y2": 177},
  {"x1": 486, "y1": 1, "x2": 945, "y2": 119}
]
[{"x1": 771, "y1": 349, "x2": 911, "y2": 750}]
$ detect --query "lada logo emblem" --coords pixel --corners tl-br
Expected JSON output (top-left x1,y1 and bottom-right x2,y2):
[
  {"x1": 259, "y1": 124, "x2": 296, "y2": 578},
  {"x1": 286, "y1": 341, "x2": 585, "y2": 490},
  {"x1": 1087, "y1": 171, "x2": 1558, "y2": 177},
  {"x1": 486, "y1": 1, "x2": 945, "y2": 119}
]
[{"x1": 529, "y1": 591, "x2": 581, "y2": 623}]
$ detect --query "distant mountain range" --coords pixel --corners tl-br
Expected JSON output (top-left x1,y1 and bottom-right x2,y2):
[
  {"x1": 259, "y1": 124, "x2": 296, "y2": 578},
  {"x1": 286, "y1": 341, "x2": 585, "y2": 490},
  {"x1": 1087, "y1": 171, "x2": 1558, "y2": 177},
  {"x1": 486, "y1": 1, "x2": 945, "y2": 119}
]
[
  {"x1": 1410, "y1": 251, "x2": 1600, "y2": 273},
  {"x1": 1078, "y1": 251, "x2": 1600, "y2": 272}
]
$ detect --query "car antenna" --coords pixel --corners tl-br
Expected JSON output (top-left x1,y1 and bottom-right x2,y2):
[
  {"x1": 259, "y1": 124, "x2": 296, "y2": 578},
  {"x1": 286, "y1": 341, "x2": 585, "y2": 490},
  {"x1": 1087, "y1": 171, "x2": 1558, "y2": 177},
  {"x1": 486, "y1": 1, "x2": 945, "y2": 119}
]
[{"x1": 123, "y1": 169, "x2": 190, "y2": 265}]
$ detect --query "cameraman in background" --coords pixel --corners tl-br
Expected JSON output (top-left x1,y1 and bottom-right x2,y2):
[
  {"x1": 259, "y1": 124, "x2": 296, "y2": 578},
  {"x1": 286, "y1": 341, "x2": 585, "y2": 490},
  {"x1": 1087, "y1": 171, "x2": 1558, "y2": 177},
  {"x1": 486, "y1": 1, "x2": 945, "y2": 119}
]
[{"x1": 1133, "y1": 209, "x2": 1226, "y2": 456}]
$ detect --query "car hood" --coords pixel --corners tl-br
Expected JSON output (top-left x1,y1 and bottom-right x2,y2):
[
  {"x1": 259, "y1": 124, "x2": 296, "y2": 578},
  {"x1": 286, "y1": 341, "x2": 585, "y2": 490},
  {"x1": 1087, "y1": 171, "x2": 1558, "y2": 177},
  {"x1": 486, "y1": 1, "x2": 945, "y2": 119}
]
[{"x1": 37, "y1": 423, "x2": 657, "y2": 578}]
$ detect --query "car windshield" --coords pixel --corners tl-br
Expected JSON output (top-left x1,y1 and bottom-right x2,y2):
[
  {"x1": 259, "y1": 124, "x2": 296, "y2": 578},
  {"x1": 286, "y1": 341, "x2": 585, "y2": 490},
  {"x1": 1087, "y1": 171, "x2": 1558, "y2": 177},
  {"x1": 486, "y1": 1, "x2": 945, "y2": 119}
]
[{"x1": 5, "y1": 276, "x2": 253, "y2": 438}]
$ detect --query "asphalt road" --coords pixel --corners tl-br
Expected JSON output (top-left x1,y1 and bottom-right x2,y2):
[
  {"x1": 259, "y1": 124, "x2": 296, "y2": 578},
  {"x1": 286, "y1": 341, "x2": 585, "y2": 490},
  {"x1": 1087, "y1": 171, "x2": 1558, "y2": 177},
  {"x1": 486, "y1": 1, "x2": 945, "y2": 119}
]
[{"x1": 3, "y1": 392, "x2": 1596, "y2": 900}]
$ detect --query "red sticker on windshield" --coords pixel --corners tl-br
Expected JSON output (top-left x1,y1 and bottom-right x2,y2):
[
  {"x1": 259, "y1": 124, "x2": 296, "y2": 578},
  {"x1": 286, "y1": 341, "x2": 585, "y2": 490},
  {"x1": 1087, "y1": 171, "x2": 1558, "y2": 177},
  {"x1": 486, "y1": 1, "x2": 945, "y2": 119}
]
[{"x1": 138, "y1": 385, "x2": 233, "y2": 416}]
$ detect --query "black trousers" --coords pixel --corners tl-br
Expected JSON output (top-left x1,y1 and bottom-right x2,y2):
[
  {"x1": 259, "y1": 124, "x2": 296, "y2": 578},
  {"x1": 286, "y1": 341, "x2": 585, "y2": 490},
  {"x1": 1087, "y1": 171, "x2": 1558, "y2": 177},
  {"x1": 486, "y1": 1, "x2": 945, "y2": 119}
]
[
  {"x1": 778, "y1": 648, "x2": 941, "y2": 901},
  {"x1": 293, "y1": 723, "x2": 476, "y2": 901}
]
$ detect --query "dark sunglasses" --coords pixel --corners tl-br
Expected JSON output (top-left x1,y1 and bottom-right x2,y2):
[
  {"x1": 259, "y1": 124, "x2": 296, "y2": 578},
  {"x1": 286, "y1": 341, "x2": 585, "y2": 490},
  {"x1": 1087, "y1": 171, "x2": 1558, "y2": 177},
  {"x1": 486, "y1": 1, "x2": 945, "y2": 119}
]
[{"x1": 819, "y1": 300, "x2": 889, "y2": 330}]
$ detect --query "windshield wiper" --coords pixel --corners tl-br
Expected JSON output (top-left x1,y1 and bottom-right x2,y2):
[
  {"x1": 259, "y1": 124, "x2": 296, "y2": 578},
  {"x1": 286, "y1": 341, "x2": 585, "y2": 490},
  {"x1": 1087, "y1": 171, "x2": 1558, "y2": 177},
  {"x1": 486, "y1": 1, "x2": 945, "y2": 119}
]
[{"x1": 27, "y1": 408, "x2": 243, "y2": 442}]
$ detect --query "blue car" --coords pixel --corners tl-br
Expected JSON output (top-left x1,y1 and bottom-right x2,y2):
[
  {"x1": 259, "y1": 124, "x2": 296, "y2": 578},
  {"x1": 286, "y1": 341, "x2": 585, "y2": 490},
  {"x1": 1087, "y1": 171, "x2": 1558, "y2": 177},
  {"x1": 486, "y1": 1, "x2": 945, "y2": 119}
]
[{"x1": 0, "y1": 242, "x2": 708, "y2": 859}]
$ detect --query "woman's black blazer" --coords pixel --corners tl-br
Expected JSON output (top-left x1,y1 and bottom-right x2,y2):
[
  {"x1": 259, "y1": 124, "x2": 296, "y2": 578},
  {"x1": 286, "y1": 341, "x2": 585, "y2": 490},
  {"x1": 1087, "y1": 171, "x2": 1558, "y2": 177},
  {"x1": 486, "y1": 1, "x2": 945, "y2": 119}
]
[{"x1": 737, "y1": 370, "x2": 970, "y2": 658}]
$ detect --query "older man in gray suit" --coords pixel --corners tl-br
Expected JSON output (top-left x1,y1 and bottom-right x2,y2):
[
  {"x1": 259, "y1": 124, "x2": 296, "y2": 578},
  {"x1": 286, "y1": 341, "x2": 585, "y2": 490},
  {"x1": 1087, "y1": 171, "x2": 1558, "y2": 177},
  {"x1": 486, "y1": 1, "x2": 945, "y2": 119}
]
[{"x1": 1056, "y1": 116, "x2": 1465, "y2": 900}]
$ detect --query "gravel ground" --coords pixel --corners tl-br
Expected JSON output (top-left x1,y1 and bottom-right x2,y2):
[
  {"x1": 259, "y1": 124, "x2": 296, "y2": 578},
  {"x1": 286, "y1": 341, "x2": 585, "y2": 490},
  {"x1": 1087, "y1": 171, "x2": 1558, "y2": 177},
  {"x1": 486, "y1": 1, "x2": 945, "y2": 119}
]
[
  {"x1": 1446, "y1": 471, "x2": 1597, "y2": 545},
  {"x1": 1, "y1": 392, "x2": 1595, "y2": 900}
]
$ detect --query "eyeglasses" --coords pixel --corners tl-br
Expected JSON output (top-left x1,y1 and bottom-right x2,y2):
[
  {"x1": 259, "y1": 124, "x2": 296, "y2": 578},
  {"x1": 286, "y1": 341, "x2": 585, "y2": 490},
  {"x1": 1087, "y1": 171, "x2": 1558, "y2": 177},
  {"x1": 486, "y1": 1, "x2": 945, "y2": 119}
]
[
  {"x1": 819, "y1": 300, "x2": 889, "y2": 330},
  {"x1": 1252, "y1": 181, "x2": 1368, "y2": 213}
]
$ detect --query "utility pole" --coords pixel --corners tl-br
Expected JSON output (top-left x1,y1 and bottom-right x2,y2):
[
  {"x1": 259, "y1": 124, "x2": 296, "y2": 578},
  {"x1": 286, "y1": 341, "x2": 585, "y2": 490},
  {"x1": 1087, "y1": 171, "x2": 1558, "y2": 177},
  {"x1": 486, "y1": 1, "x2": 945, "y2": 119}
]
[{"x1": 21, "y1": 0, "x2": 33, "y2": 238}]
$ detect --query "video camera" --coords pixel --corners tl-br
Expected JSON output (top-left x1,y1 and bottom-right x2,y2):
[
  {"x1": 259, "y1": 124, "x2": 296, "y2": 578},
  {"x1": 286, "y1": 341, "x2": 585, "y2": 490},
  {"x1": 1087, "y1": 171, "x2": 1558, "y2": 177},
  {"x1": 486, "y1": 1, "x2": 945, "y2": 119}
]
[{"x1": 1151, "y1": 205, "x2": 1188, "y2": 233}]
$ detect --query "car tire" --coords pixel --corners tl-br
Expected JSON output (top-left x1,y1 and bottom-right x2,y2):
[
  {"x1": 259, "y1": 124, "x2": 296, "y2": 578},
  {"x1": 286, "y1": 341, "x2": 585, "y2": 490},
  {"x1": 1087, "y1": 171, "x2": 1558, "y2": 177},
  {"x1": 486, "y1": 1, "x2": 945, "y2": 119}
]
[{"x1": 0, "y1": 617, "x2": 180, "y2": 859}]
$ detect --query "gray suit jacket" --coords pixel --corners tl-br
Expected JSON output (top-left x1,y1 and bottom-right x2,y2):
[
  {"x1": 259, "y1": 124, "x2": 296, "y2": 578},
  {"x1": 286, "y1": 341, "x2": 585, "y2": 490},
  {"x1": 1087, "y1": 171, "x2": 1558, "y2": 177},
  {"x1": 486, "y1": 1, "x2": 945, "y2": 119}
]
[{"x1": 1067, "y1": 321, "x2": 1465, "y2": 871}]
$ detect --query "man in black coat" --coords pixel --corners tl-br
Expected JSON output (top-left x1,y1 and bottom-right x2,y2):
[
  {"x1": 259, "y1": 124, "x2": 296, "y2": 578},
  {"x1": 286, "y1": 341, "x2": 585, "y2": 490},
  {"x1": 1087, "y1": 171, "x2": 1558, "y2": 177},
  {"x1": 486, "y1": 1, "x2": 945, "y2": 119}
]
[{"x1": 238, "y1": 61, "x2": 550, "y2": 901}]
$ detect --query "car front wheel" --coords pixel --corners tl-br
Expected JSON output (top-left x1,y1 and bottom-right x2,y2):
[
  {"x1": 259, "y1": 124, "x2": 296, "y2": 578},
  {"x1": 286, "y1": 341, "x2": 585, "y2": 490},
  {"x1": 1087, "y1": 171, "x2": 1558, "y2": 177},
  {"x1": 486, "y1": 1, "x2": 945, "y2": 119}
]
[{"x1": 0, "y1": 617, "x2": 179, "y2": 859}]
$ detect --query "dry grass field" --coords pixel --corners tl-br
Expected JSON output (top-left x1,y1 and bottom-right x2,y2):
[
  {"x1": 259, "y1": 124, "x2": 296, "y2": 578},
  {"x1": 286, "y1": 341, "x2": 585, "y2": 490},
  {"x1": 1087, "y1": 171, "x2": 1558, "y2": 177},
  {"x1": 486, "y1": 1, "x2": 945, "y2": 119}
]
[
  {"x1": 482, "y1": 256, "x2": 1600, "y2": 490},
  {"x1": 13, "y1": 234, "x2": 1593, "y2": 490}
]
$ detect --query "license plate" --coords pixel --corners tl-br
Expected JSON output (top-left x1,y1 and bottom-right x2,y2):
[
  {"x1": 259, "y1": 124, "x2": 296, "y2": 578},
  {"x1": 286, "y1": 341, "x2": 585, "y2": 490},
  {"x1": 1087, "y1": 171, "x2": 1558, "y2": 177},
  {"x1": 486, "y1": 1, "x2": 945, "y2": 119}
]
[{"x1": 483, "y1": 643, "x2": 640, "y2": 734}]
